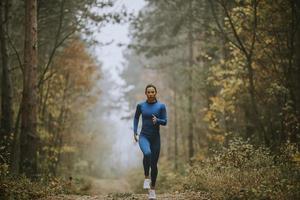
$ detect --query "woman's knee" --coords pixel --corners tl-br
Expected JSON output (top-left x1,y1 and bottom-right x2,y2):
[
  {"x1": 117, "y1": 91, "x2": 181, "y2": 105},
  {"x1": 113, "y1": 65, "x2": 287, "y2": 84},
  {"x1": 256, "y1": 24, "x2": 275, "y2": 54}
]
[
  {"x1": 150, "y1": 162, "x2": 158, "y2": 169},
  {"x1": 144, "y1": 151, "x2": 151, "y2": 158}
]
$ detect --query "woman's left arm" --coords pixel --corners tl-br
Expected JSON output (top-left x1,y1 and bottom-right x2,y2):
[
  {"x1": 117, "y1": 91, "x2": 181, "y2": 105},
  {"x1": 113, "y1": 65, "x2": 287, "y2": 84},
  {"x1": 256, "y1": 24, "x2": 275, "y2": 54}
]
[{"x1": 156, "y1": 104, "x2": 167, "y2": 126}]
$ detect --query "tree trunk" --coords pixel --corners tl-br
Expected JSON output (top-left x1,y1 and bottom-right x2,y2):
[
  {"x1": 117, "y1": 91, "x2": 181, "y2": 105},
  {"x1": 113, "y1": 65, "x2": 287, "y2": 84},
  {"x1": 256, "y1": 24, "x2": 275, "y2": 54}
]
[
  {"x1": 179, "y1": 95, "x2": 187, "y2": 161},
  {"x1": 20, "y1": 0, "x2": 38, "y2": 178},
  {"x1": 187, "y1": 0, "x2": 194, "y2": 162},
  {"x1": 290, "y1": 0, "x2": 300, "y2": 145},
  {"x1": 174, "y1": 88, "x2": 178, "y2": 170},
  {"x1": 10, "y1": 104, "x2": 22, "y2": 175},
  {"x1": 0, "y1": 0, "x2": 14, "y2": 156},
  {"x1": 292, "y1": 1, "x2": 300, "y2": 111}
]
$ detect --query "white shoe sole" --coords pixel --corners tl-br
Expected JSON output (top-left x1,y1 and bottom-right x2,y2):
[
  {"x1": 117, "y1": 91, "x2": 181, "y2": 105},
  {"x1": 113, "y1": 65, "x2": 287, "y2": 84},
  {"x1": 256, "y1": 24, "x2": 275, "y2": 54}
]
[
  {"x1": 148, "y1": 189, "x2": 156, "y2": 199},
  {"x1": 143, "y1": 179, "x2": 151, "y2": 189}
]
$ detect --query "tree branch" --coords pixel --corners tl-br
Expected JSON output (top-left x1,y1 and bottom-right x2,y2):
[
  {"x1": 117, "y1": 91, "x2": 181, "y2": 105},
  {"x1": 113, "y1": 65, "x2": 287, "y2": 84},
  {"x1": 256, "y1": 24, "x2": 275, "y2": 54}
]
[
  {"x1": 38, "y1": 29, "x2": 76, "y2": 88},
  {"x1": 249, "y1": 0, "x2": 259, "y2": 57},
  {"x1": 5, "y1": 30, "x2": 23, "y2": 74},
  {"x1": 208, "y1": 0, "x2": 241, "y2": 50},
  {"x1": 219, "y1": 0, "x2": 249, "y2": 58},
  {"x1": 38, "y1": 0, "x2": 66, "y2": 87}
]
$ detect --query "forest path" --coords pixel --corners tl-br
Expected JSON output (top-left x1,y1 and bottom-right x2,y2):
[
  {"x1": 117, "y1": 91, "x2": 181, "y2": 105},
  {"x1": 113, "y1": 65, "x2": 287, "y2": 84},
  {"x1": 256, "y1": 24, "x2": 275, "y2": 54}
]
[
  {"x1": 45, "y1": 192, "x2": 209, "y2": 200},
  {"x1": 44, "y1": 177, "x2": 210, "y2": 200},
  {"x1": 87, "y1": 177, "x2": 133, "y2": 195}
]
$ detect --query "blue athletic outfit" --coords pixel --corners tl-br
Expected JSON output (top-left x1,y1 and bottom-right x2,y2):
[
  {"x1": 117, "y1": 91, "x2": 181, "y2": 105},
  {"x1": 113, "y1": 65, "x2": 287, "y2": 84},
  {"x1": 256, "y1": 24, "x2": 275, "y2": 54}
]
[{"x1": 133, "y1": 99, "x2": 167, "y2": 187}]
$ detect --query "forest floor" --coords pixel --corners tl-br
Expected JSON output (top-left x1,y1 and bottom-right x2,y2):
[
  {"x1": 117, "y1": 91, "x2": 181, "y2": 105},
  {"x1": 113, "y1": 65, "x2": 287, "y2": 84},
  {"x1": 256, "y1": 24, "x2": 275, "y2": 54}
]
[
  {"x1": 44, "y1": 177, "x2": 211, "y2": 200},
  {"x1": 44, "y1": 192, "x2": 210, "y2": 200}
]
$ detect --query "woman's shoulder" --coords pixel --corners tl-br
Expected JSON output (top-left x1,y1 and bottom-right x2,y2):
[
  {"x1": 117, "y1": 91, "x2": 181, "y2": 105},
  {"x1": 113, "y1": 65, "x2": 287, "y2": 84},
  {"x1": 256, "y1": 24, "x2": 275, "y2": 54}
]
[
  {"x1": 157, "y1": 101, "x2": 166, "y2": 107},
  {"x1": 137, "y1": 100, "x2": 147, "y2": 106}
]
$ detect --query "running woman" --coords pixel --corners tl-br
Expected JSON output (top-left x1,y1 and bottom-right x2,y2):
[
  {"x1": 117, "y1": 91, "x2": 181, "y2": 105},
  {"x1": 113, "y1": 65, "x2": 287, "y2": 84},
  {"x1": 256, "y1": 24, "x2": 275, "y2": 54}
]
[{"x1": 133, "y1": 84, "x2": 167, "y2": 200}]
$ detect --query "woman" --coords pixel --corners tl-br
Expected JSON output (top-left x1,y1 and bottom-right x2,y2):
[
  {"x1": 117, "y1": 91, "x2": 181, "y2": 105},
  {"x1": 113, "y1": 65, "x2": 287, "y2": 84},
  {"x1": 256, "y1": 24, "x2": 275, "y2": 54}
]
[{"x1": 133, "y1": 84, "x2": 167, "y2": 200}]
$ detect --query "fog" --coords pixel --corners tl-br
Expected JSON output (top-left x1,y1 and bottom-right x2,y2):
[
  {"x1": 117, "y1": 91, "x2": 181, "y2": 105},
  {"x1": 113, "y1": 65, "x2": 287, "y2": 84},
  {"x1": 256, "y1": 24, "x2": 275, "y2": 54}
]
[{"x1": 82, "y1": 0, "x2": 146, "y2": 178}]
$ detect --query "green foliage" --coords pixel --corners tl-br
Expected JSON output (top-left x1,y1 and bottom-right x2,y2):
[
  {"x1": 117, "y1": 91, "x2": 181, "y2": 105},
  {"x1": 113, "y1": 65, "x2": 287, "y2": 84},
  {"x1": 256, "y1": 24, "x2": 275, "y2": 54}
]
[
  {"x1": 183, "y1": 138, "x2": 300, "y2": 200},
  {"x1": 206, "y1": 0, "x2": 300, "y2": 146}
]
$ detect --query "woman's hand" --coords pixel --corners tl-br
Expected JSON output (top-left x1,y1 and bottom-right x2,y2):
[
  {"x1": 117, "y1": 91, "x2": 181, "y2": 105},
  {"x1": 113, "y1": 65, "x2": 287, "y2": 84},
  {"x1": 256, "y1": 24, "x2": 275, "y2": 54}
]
[
  {"x1": 134, "y1": 133, "x2": 139, "y2": 142},
  {"x1": 152, "y1": 114, "x2": 157, "y2": 124}
]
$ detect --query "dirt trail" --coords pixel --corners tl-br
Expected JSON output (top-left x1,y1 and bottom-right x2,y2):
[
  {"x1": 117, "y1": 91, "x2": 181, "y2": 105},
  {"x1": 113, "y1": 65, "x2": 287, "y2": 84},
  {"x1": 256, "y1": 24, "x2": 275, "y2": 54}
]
[
  {"x1": 45, "y1": 178, "x2": 210, "y2": 200},
  {"x1": 45, "y1": 192, "x2": 210, "y2": 200},
  {"x1": 87, "y1": 177, "x2": 133, "y2": 195}
]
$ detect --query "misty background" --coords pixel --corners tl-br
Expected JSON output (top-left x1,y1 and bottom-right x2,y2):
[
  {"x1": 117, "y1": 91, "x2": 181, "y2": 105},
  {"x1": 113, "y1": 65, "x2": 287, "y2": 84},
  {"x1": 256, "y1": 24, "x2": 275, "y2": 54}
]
[
  {"x1": 83, "y1": 0, "x2": 147, "y2": 178},
  {"x1": 1, "y1": 0, "x2": 300, "y2": 198}
]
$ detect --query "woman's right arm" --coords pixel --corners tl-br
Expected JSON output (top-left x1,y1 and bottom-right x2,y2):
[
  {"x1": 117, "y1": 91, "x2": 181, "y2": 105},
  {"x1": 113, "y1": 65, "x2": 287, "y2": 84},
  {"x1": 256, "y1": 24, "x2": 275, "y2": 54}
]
[{"x1": 133, "y1": 103, "x2": 141, "y2": 135}]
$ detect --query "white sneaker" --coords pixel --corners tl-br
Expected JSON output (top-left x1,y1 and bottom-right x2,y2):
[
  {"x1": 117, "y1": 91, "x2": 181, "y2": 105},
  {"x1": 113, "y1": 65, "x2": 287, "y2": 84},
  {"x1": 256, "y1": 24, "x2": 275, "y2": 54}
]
[
  {"x1": 148, "y1": 189, "x2": 156, "y2": 199},
  {"x1": 143, "y1": 178, "x2": 151, "y2": 189}
]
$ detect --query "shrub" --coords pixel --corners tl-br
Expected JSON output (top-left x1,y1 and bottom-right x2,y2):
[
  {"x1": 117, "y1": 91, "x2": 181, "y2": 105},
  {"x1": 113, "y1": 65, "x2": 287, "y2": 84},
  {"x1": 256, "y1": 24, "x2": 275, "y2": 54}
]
[
  {"x1": 0, "y1": 172, "x2": 68, "y2": 200},
  {"x1": 183, "y1": 138, "x2": 300, "y2": 200}
]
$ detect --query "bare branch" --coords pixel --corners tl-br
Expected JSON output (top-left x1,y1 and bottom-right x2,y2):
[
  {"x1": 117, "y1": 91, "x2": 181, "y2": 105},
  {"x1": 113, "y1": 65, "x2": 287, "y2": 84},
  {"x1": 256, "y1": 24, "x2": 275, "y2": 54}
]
[
  {"x1": 208, "y1": 0, "x2": 241, "y2": 50},
  {"x1": 219, "y1": 0, "x2": 249, "y2": 58},
  {"x1": 5, "y1": 30, "x2": 23, "y2": 74},
  {"x1": 37, "y1": 29, "x2": 76, "y2": 88},
  {"x1": 38, "y1": 0, "x2": 66, "y2": 87},
  {"x1": 249, "y1": 0, "x2": 259, "y2": 57}
]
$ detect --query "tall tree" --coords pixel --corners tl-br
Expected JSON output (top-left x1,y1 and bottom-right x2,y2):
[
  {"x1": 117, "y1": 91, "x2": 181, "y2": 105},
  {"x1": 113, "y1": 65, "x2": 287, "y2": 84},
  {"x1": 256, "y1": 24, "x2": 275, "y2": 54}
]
[
  {"x1": 20, "y1": 0, "x2": 38, "y2": 177},
  {"x1": 187, "y1": 0, "x2": 195, "y2": 160},
  {"x1": 0, "y1": 0, "x2": 14, "y2": 155},
  {"x1": 290, "y1": 0, "x2": 300, "y2": 144}
]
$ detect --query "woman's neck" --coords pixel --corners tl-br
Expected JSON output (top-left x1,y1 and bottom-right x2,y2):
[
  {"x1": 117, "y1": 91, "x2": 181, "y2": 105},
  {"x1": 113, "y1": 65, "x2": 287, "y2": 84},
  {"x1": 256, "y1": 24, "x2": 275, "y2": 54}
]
[{"x1": 147, "y1": 98, "x2": 157, "y2": 104}]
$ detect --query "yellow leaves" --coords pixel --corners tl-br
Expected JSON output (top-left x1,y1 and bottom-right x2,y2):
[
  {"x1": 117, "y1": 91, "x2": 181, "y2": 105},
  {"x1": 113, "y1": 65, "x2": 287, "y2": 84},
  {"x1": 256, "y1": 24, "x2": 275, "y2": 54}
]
[
  {"x1": 37, "y1": 39, "x2": 101, "y2": 165},
  {"x1": 204, "y1": 95, "x2": 235, "y2": 136},
  {"x1": 203, "y1": 109, "x2": 222, "y2": 134},
  {"x1": 209, "y1": 96, "x2": 226, "y2": 113},
  {"x1": 203, "y1": 110, "x2": 214, "y2": 122},
  {"x1": 220, "y1": 79, "x2": 243, "y2": 99},
  {"x1": 292, "y1": 153, "x2": 300, "y2": 163},
  {"x1": 264, "y1": 38, "x2": 273, "y2": 45},
  {"x1": 194, "y1": 152, "x2": 205, "y2": 162},
  {"x1": 208, "y1": 95, "x2": 236, "y2": 116},
  {"x1": 61, "y1": 145, "x2": 76, "y2": 153},
  {"x1": 207, "y1": 134, "x2": 225, "y2": 144},
  {"x1": 44, "y1": 39, "x2": 101, "y2": 115},
  {"x1": 205, "y1": 49, "x2": 245, "y2": 137}
]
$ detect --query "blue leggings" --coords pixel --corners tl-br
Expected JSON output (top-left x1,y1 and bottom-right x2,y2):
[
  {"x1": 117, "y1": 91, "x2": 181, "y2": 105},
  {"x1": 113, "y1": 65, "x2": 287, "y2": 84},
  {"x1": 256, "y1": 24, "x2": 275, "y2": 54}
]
[{"x1": 138, "y1": 134, "x2": 161, "y2": 187}]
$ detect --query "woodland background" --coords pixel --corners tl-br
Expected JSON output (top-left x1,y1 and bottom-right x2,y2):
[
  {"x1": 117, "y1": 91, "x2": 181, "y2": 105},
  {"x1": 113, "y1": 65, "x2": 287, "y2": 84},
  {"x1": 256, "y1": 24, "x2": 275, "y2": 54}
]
[{"x1": 0, "y1": 0, "x2": 300, "y2": 199}]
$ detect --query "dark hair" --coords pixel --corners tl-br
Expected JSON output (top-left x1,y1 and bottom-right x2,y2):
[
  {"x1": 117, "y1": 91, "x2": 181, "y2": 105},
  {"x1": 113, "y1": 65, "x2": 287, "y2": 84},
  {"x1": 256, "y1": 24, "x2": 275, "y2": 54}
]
[{"x1": 145, "y1": 84, "x2": 157, "y2": 93}]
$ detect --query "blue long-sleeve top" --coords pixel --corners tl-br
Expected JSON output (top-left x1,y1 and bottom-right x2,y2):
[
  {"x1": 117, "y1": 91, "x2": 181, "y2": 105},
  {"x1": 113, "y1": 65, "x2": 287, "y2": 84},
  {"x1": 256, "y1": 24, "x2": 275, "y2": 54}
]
[{"x1": 133, "y1": 100, "x2": 167, "y2": 136}]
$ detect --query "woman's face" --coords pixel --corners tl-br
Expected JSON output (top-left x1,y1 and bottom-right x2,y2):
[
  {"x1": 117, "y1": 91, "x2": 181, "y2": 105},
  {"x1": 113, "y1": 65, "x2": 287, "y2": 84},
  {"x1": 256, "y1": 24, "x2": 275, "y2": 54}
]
[{"x1": 145, "y1": 87, "x2": 157, "y2": 101}]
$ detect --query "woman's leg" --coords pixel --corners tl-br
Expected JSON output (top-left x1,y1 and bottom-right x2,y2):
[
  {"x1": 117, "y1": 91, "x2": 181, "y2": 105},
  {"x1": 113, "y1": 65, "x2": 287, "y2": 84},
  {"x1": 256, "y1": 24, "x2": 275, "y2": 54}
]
[
  {"x1": 150, "y1": 135, "x2": 161, "y2": 188},
  {"x1": 138, "y1": 135, "x2": 151, "y2": 178}
]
